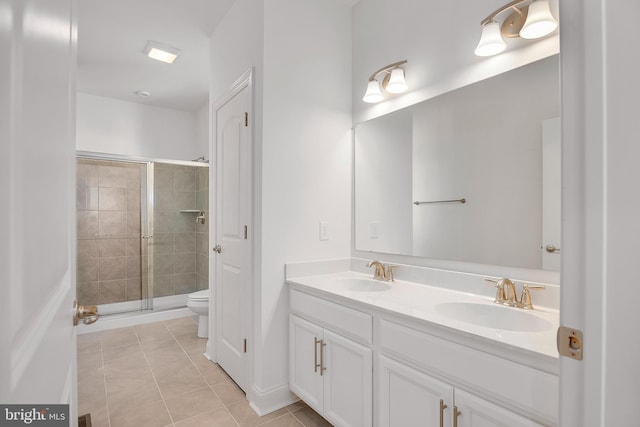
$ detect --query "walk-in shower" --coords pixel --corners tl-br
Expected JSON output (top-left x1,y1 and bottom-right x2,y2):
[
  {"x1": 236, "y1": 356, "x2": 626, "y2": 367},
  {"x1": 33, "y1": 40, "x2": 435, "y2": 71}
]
[{"x1": 76, "y1": 154, "x2": 209, "y2": 320}]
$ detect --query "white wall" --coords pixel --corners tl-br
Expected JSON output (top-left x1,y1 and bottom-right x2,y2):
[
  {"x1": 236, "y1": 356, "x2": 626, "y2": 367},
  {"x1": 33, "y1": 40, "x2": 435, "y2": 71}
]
[
  {"x1": 352, "y1": 0, "x2": 559, "y2": 124},
  {"x1": 76, "y1": 92, "x2": 199, "y2": 160},
  {"x1": 210, "y1": 0, "x2": 352, "y2": 412},
  {"x1": 195, "y1": 103, "x2": 209, "y2": 160}
]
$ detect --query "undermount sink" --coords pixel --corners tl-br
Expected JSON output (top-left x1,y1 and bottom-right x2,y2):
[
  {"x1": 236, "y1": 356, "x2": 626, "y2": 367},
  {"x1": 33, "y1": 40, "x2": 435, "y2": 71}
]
[
  {"x1": 332, "y1": 278, "x2": 392, "y2": 292},
  {"x1": 435, "y1": 302, "x2": 554, "y2": 332}
]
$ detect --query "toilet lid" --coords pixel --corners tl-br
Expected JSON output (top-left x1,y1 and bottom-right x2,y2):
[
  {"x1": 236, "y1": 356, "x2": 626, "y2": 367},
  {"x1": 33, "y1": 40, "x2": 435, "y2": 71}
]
[{"x1": 188, "y1": 290, "x2": 209, "y2": 301}]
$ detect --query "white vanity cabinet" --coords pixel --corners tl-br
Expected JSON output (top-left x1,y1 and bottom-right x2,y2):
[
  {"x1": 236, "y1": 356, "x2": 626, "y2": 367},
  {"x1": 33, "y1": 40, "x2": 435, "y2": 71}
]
[
  {"x1": 289, "y1": 290, "x2": 373, "y2": 427},
  {"x1": 379, "y1": 356, "x2": 544, "y2": 427},
  {"x1": 288, "y1": 284, "x2": 558, "y2": 427}
]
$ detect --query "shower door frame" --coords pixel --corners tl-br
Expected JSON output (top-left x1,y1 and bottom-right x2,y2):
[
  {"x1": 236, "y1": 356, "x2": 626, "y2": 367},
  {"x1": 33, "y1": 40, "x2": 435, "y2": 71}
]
[{"x1": 76, "y1": 151, "x2": 209, "y2": 316}]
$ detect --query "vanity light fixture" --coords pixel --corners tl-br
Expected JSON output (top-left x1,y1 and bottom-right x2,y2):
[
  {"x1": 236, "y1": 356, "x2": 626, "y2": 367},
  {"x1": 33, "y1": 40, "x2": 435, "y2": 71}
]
[
  {"x1": 362, "y1": 60, "x2": 408, "y2": 103},
  {"x1": 144, "y1": 41, "x2": 182, "y2": 64},
  {"x1": 474, "y1": 0, "x2": 558, "y2": 57}
]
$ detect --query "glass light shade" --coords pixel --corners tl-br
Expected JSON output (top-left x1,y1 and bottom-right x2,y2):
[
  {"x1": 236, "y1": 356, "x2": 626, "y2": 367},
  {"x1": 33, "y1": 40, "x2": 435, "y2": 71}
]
[
  {"x1": 474, "y1": 21, "x2": 506, "y2": 57},
  {"x1": 520, "y1": 0, "x2": 558, "y2": 39},
  {"x1": 362, "y1": 80, "x2": 383, "y2": 103},
  {"x1": 385, "y1": 68, "x2": 408, "y2": 94}
]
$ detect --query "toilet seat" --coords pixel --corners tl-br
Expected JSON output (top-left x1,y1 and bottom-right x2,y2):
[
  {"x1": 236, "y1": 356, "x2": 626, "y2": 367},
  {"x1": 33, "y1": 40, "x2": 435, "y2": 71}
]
[{"x1": 188, "y1": 290, "x2": 209, "y2": 301}]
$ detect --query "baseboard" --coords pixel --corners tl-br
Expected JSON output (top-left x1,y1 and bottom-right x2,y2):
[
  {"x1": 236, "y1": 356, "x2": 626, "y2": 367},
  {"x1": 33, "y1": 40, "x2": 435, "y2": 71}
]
[{"x1": 247, "y1": 383, "x2": 298, "y2": 416}]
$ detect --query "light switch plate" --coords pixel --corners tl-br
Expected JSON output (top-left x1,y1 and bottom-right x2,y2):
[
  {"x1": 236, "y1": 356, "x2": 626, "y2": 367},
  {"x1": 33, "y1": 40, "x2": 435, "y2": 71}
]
[{"x1": 319, "y1": 221, "x2": 328, "y2": 241}]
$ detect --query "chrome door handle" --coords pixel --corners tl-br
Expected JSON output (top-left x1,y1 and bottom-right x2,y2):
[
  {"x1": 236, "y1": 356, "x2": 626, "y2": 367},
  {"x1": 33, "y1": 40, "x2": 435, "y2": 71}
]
[
  {"x1": 545, "y1": 244, "x2": 560, "y2": 253},
  {"x1": 73, "y1": 300, "x2": 99, "y2": 326},
  {"x1": 213, "y1": 245, "x2": 222, "y2": 253}
]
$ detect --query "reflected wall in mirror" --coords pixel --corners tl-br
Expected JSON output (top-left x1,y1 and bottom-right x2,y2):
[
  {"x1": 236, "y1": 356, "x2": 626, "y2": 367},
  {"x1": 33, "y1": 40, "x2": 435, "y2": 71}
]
[{"x1": 355, "y1": 55, "x2": 560, "y2": 271}]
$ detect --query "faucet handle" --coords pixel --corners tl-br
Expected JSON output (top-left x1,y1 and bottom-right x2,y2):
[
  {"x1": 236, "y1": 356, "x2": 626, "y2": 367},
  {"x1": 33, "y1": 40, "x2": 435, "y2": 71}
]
[
  {"x1": 484, "y1": 278, "x2": 506, "y2": 304},
  {"x1": 385, "y1": 264, "x2": 398, "y2": 282},
  {"x1": 519, "y1": 284, "x2": 545, "y2": 310}
]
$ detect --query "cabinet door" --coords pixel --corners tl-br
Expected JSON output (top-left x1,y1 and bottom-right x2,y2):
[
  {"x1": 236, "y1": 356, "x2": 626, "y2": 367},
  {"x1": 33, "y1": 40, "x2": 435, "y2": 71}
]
[
  {"x1": 289, "y1": 315, "x2": 325, "y2": 414},
  {"x1": 378, "y1": 356, "x2": 454, "y2": 427},
  {"x1": 323, "y1": 329, "x2": 373, "y2": 427},
  {"x1": 454, "y1": 389, "x2": 545, "y2": 427}
]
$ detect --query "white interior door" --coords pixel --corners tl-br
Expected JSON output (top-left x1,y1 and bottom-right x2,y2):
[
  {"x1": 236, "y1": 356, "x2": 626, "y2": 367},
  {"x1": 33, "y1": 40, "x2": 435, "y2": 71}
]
[
  {"x1": 0, "y1": 0, "x2": 79, "y2": 418},
  {"x1": 214, "y1": 76, "x2": 251, "y2": 391}
]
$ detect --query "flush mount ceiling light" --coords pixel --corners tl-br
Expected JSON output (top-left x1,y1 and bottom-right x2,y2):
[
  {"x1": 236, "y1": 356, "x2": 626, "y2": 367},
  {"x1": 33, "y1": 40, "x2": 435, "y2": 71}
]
[
  {"x1": 474, "y1": 0, "x2": 558, "y2": 57},
  {"x1": 362, "y1": 60, "x2": 408, "y2": 103},
  {"x1": 144, "y1": 41, "x2": 182, "y2": 64}
]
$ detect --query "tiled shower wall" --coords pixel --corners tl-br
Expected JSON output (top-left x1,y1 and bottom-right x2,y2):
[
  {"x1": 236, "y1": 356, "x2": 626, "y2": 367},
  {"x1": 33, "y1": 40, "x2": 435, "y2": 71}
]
[
  {"x1": 76, "y1": 160, "x2": 209, "y2": 306},
  {"x1": 76, "y1": 160, "x2": 144, "y2": 305},
  {"x1": 153, "y1": 163, "x2": 209, "y2": 297}
]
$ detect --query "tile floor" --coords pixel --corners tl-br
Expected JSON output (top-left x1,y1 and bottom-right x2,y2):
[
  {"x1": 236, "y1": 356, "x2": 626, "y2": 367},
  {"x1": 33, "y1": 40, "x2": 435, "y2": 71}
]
[{"x1": 77, "y1": 317, "x2": 332, "y2": 427}]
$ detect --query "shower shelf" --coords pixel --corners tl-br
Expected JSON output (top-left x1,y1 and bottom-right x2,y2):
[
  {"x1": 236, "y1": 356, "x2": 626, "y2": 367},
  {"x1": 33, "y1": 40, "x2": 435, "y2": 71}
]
[{"x1": 179, "y1": 210, "x2": 202, "y2": 213}]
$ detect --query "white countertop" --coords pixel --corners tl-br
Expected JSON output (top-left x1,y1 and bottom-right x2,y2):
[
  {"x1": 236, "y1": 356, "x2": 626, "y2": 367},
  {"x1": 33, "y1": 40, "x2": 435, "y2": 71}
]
[{"x1": 287, "y1": 270, "x2": 559, "y2": 360}]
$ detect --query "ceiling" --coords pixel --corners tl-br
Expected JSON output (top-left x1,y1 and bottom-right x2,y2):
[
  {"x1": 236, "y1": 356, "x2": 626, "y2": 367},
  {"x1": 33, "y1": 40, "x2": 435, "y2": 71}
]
[
  {"x1": 77, "y1": 0, "x2": 236, "y2": 112},
  {"x1": 78, "y1": 0, "x2": 361, "y2": 113}
]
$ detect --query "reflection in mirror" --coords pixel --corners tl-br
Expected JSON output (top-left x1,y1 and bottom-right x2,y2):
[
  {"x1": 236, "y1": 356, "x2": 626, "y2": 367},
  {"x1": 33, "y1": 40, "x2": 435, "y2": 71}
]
[{"x1": 355, "y1": 55, "x2": 560, "y2": 271}]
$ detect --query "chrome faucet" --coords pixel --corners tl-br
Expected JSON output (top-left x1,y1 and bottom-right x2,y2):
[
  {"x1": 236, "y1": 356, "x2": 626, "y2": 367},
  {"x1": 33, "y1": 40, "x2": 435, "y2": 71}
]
[{"x1": 367, "y1": 261, "x2": 398, "y2": 282}]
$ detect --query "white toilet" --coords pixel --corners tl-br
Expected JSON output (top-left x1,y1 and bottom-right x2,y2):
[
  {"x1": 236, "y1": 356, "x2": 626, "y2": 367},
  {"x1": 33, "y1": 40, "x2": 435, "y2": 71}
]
[{"x1": 187, "y1": 290, "x2": 210, "y2": 338}]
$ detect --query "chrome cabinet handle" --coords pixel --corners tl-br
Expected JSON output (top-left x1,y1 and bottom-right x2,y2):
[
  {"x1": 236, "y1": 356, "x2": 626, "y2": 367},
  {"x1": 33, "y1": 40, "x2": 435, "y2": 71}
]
[{"x1": 439, "y1": 399, "x2": 448, "y2": 427}]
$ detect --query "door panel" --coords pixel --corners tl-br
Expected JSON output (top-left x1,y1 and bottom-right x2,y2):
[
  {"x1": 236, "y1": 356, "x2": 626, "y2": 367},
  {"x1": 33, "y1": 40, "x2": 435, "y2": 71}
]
[
  {"x1": 455, "y1": 389, "x2": 544, "y2": 427},
  {"x1": 289, "y1": 315, "x2": 324, "y2": 414},
  {"x1": 323, "y1": 330, "x2": 372, "y2": 427},
  {"x1": 378, "y1": 356, "x2": 453, "y2": 427},
  {"x1": 215, "y1": 80, "x2": 251, "y2": 391},
  {"x1": 0, "y1": 0, "x2": 78, "y2": 415}
]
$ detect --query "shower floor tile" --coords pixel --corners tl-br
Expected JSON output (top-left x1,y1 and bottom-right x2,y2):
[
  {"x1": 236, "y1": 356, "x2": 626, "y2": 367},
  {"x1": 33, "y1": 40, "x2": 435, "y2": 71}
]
[{"x1": 77, "y1": 317, "x2": 330, "y2": 427}]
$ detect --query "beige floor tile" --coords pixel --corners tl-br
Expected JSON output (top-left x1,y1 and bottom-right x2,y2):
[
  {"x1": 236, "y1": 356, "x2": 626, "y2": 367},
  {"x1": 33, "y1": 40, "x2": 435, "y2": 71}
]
[
  {"x1": 78, "y1": 333, "x2": 103, "y2": 356},
  {"x1": 178, "y1": 335, "x2": 207, "y2": 356},
  {"x1": 156, "y1": 363, "x2": 209, "y2": 399},
  {"x1": 103, "y1": 352, "x2": 149, "y2": 378},
  {"x1": 211, "y1": 380, "x2": 246, "y2": 407},
  {"x1": 193, "y1": 359, "x2": 232, "y2": 386},
  {"x1": 164, "y1": 387, "x2": 224, "y2": 422},
  {"x1": 290, "y1": 407, "x2": 332, "y2": 427},
  {"x1": 108, "y1": 399, "x2": 171, "y2": 427},
  {"x1": 173, "y1": 407, "x2": 239, "y2": 427},
  {"x1": 227, "y1": 400, "x2": 288, "y2": 427},
  {"x1": 107, "y1": 380, "x2": 162, "y2": 414},
  {"x1": 102, "y1": 341, "x2": 143, "y2": 363},
  {"x1": 101, "y1": 327, "x2": 139, "y2": 348},
  {"x1": 145, "y1": 341, "x2": 189, "y2": 368},
  {"x1": 284, "y1": 401, "x2": 307, "y2": 413},
  {"x1": 257, "y1": 413, "x2": 304, "y2": 427},
  {"x1": 77, "y1": 350, "x2": 103, "y2": 370},
  {"x1": 78, "y1": 366, "x2": 107, "y2": 414}
]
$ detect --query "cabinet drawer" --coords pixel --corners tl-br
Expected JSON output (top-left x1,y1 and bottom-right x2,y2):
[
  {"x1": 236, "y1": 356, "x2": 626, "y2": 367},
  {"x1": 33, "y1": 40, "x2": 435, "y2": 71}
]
[
  {"x1": 379, "y1": 319, "x2": 558, "y2": 425},
  {"x1": 290, "y1": 289, "x2": 372, "y2": 344}
]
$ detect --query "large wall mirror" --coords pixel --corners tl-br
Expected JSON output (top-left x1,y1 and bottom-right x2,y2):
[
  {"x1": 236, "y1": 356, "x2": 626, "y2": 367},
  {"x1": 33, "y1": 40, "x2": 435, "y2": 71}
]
[{"x1": 354, "y1": 55, "x2": 560, "y2": 271}]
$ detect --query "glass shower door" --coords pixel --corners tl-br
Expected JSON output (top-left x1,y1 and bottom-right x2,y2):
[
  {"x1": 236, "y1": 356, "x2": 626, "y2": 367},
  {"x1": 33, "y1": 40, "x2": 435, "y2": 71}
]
[{"x1": 76, "y1": 158, "x2": 151, "y2": 316}]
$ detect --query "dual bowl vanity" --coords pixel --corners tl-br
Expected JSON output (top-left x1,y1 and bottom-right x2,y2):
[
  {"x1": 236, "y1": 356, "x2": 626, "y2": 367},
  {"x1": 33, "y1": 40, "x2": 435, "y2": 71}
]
[{"x1": 286, "y1": 260, "x2": 559, "y2": 427}]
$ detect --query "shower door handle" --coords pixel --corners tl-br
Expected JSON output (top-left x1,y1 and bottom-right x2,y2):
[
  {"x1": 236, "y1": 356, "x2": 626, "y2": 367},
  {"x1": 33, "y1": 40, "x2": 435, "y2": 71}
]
[
  {"x1": 73, "y1": 300, "x2": 99, "y2": 326},
  {"x1": 213, "y1": 245, "x2": 222, "y2": 254}
]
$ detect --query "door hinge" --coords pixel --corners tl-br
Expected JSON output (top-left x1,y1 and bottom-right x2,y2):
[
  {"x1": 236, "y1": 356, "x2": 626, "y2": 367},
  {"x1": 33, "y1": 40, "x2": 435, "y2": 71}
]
[
  {"x1": 557, "y1": 326, "x2": 583, "y2": 360},
  {"x1": 244, "y1": 225, "x2": 248, "y2": 240},
  {"x1": 243, "y1": 338, "x2": 247, "y2": 353},
  {"x1": 245, "y1": 112, "x2": 248, "y2": 127}
]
